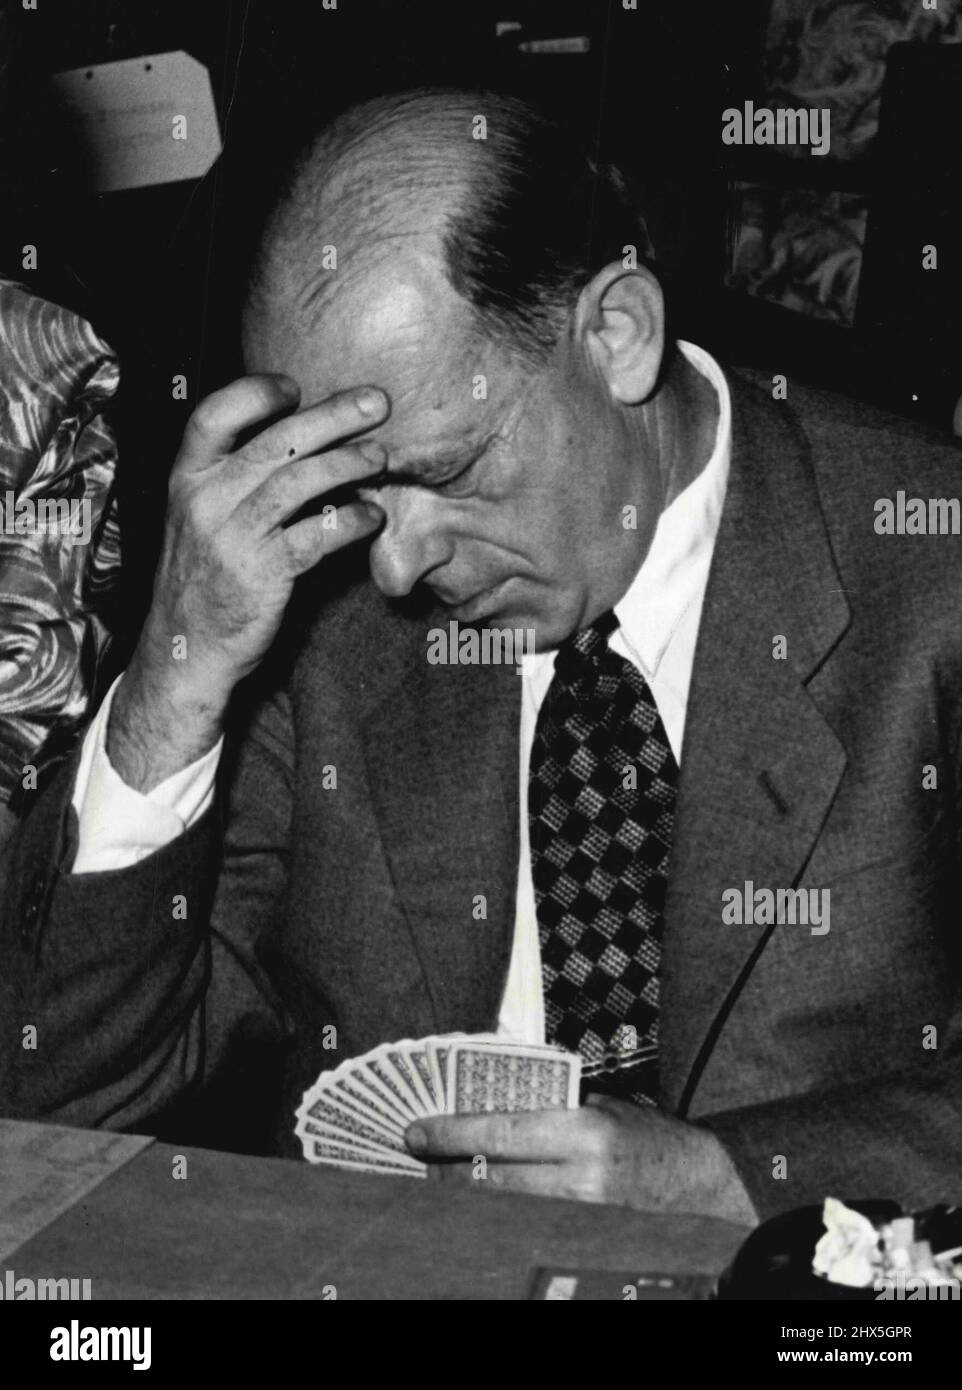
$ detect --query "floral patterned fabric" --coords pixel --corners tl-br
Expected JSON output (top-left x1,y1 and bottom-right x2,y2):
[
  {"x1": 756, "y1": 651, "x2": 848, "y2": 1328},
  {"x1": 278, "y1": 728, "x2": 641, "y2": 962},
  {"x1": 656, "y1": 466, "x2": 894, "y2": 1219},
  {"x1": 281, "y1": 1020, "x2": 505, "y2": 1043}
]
[
  {"x1": 765, "y1": 0, "x2": 962, "y2": 163},
  {"x1": 727, "y1": 0, "x2": 962, "y2": 325},
  {"x1": 0, "y1": 279, "x2": 120, "y2": 805}
]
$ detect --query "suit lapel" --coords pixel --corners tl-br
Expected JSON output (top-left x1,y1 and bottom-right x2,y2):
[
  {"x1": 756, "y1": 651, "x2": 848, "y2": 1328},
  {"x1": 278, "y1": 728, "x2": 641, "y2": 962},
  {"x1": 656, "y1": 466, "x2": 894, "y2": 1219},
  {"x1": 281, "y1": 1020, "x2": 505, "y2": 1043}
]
[
  {"x1": 662, "y1": 375, "x2": 850, "y2": 1113},
  {"x1": 361, "y1": 613, "x2": 520, "y2": 1034}
]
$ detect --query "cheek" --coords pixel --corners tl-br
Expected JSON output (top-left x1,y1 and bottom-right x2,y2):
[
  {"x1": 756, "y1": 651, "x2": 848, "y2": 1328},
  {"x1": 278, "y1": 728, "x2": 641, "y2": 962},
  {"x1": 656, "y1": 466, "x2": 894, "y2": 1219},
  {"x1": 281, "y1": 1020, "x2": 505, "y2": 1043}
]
[{"x1": 504, "y1": 416, "x2": 578, "y2": 506}]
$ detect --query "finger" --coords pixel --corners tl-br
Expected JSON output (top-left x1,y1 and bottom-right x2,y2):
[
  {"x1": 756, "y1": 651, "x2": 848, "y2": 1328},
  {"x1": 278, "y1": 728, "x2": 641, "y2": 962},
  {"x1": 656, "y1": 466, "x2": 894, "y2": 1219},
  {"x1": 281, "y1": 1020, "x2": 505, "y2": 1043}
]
[
  {"x1": 484, "y1": 1162, "x2": 604, "y2": 1202},
  {"x1": 586, "y1": 1094, "x2": 661, "y2": 1125},
  {"x1": 435, "y1": 1161, "x2": 604, "y2": 1204},
  {"x1": 405, "y1": 1109, "x2": 586, "y2": 1163},
  {"x1": 243, "y1": 444, "x2": 387, "y2": 532},
  {"x1": 181, "y1": 374, "x2": 301, "y2": 465},
  {"x1": 585, "y1": 1092, "x2": 622, "y2": 1113},
  {"x1": 242, "y1": 386, "x2": 390, "y2": 465},
  {"x1": 281, "y1": 500, "x2": 383, "y2": 575}
]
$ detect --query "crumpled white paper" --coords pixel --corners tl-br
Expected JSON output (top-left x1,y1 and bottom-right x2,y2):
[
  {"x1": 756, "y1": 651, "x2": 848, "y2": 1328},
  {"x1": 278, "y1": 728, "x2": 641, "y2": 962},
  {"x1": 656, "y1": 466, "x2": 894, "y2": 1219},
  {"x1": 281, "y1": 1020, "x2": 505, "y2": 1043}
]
[{"x1": 812, "y1": 1197, "x2": 880, "y2": 1287}]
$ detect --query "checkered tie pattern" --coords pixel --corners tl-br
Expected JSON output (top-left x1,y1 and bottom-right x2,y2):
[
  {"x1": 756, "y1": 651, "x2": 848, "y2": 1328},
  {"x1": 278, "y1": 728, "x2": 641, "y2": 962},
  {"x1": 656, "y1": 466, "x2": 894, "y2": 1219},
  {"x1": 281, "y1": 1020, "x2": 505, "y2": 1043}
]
[{"x1": 528, "y1": 609, "x2": 678, "y2": 1106}]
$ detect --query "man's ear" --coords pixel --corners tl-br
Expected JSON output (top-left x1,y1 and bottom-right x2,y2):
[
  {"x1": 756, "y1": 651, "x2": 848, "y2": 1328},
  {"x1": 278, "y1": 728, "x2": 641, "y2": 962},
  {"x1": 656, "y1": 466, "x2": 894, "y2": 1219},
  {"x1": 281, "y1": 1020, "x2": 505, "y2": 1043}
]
[{"x1": 577, "y1": 264, "x2": 665, "y2": 405}]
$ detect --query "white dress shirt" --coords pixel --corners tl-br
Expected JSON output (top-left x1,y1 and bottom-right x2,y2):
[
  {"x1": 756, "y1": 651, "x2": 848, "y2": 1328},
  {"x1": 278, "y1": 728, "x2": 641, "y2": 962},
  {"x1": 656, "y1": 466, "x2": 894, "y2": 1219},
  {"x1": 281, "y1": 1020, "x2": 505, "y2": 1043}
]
[
  {"x1": 71, "y1": 341, "x2": 732, "y2": 1045},
  {"x1": 498, "y1": 340, "x2": 731, "y2": 1041}
]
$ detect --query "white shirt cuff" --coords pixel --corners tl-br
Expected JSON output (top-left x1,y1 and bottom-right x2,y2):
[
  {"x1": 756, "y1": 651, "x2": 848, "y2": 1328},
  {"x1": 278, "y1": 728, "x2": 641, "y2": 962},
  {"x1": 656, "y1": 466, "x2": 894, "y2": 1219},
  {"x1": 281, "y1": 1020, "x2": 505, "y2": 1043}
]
[{"x1": 71, "y1": 674, "x2": 222, "y2": 874}]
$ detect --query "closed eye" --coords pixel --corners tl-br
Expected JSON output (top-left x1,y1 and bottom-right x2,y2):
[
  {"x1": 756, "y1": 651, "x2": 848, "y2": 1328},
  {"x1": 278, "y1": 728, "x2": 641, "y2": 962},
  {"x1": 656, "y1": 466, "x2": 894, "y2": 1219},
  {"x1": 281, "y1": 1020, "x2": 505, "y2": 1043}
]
[
  {"x1": 364, "y1": 448, "x2": 484, "y2": 493},
  {"x1": 437, "y1": 468, "x2": 472, "y2": 496}
]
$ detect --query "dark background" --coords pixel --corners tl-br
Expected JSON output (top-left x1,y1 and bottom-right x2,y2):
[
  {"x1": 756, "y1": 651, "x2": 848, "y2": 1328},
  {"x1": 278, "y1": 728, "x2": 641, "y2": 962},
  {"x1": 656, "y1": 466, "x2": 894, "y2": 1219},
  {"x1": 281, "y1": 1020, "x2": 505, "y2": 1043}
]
[{"x1": 1, "y1": 0, "x2": 959, "y2": 636}]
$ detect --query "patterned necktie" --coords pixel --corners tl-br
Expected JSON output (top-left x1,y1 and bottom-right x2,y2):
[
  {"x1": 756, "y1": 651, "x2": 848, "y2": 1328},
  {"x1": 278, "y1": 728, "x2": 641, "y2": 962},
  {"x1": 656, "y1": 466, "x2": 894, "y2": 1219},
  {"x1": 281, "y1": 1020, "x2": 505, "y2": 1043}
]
[{"x1": 528, "y1": 610, "x2": 678, "y2": 1106}]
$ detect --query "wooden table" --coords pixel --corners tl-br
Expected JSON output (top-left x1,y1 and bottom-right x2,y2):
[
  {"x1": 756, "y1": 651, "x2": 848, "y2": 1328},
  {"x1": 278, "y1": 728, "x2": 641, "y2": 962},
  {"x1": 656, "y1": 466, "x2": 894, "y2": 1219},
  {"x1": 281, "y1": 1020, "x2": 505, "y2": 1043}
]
[{"x1": 1, "y1": 1119, "x2": 749, "y2": 1299}]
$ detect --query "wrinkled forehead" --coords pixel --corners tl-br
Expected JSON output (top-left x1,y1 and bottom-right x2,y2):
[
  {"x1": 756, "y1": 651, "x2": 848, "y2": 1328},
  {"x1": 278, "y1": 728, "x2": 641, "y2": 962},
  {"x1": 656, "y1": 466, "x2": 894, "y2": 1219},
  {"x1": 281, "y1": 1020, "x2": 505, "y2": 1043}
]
[{"x1": 242, "y1": 258, "x2": 518, "y2": 471}]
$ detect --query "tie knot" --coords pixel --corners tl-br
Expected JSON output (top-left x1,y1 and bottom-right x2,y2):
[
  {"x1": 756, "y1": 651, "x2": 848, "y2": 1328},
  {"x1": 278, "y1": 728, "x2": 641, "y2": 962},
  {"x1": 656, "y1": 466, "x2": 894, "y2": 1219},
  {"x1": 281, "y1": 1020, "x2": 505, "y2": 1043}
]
[{"x1": 555, "y1": 610, "x2": 619, "y2": 680}]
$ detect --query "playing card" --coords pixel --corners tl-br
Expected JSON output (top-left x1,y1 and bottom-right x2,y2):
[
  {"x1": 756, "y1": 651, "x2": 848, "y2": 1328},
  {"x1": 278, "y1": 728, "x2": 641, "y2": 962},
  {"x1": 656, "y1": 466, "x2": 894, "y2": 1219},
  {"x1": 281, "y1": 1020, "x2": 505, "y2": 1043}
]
[
  {"x1": 340, "y1": 1059, "x2": 417, "y2": 1129},
  {"x1": 404, "y1": 1043, "x2": 443, "y2": 1113},
  {"x1": 297, "y1": 1116, "x2": 400, "y2": 1161},
  {"x1": 305, "y1": 1132, "x2": 427, "y2": 1178},
  {"x1": 299, "y1": 1116, "x2": 425, "y2": 1172},
  {"x1": 295, "y1": 1032, "x2": 581, "y2": 1172},
  {"x1": 426, "y1": 1039, "x2": 455, "y2": 1112},
  {"x1": 382, "y1": 1043, "x2": 435, "y2": 1115},
  {"x1": 425, "y1": 1032, "x2": 504, "y2": 1112},
  {"x1": 421, "y1": 1038, "x2": 448, "y2": 1107},
  {"x1": 445, "y1": 1040, "x2": 580, "y2": 1114},
  {"x1": 324, "y1": 1070, "x2": 409, "y2": 1138},
  {"x1": 298, "y1": 1091, "x2": 419, "y2": 1164},
  {"x1": 364, "y1": 1050, "x2": 425, "y2": 1120}
]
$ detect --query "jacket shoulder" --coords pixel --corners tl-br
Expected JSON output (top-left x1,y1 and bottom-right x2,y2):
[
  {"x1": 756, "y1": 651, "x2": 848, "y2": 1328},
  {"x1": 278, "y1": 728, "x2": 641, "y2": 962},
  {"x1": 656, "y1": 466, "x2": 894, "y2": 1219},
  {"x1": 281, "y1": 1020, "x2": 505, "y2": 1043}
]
[{"x1": 776, "y1": 378, "x2": 962, "y2": 629}]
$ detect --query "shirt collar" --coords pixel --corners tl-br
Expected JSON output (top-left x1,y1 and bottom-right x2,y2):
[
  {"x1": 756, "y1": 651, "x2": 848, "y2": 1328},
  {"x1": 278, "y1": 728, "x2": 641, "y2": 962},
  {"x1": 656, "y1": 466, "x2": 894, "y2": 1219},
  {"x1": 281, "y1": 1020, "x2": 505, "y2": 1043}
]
[
  {"x1": 613, "y1": 339, "x2": 731, "y2": 677},
  {"x1": 521, "y1": 339, "x2": 731, "y2": 689}
]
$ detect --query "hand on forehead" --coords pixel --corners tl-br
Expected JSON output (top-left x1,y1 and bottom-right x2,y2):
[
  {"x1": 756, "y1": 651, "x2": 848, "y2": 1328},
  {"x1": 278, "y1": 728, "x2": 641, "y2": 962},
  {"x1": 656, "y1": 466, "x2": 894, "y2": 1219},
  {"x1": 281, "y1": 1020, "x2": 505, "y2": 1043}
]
[{"x1": 249, "y1": 250, "x2": 517, "y2": 478}]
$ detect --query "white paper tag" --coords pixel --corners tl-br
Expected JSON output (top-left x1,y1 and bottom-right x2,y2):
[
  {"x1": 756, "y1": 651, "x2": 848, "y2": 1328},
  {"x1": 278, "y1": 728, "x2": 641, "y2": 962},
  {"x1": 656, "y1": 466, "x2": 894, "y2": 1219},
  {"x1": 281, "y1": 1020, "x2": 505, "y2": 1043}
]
[{"x1": 50, "y1": 50, "x2": 222, "y2": 193}]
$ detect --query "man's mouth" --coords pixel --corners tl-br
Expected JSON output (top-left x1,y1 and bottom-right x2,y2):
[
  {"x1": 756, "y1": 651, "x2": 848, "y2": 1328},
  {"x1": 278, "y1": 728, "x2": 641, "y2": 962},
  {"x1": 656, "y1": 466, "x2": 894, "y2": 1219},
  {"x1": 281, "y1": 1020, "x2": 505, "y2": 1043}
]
[{"x1": 439, "y1": 582, "x2": 503, "y2": 620}]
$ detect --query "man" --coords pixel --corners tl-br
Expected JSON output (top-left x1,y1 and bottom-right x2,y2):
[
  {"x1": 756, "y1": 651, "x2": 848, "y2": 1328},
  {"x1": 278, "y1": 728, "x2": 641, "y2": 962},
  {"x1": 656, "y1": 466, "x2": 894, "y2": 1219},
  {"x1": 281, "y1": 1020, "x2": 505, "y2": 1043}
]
[{"x1": 2, "y1": 89, "x2": 961, "y2": 1226}]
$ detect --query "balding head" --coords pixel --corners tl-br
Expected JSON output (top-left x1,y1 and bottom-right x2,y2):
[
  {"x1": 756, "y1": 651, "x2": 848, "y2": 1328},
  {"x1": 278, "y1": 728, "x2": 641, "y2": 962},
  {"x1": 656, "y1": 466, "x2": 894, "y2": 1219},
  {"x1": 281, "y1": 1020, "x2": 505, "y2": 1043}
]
[{"x1": 245, "y1": 87, "x2": 654, "y2": 366}]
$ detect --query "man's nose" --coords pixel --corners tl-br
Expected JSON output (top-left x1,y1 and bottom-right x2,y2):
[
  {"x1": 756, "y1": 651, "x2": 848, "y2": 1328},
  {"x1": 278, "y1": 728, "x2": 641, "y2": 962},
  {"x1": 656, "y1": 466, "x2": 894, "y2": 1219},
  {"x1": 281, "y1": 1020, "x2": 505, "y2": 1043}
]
[{"x1": 363, "y1": 487, "x2": 453, "y2": 599}]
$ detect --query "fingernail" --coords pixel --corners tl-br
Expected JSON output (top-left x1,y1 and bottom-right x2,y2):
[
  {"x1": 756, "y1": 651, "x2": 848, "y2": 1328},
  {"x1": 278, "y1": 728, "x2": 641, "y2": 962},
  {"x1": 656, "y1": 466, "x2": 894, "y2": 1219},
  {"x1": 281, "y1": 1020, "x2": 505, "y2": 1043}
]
[
  {"x1": 406, "y1": 1123, "x2": 427, "y2": 1153},
  {"x1": 357, "y1": 389, "x2": 385, "y2": 416}
]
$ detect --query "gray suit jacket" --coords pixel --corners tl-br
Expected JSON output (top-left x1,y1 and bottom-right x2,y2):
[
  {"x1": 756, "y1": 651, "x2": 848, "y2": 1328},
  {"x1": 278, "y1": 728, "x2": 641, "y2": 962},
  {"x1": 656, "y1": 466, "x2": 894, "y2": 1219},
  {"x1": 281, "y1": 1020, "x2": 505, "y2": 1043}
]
[{"x1": 3, "y1": 373, "x2": 962, "y2": 1220}]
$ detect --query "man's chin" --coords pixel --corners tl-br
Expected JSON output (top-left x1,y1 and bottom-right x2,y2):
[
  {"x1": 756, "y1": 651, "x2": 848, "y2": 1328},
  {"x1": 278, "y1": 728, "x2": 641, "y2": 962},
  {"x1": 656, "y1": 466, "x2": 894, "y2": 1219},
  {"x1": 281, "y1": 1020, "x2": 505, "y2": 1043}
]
[
  {"x1": 451, "y1": 608, "x2": 564, "y2": 655},
  {"x1": 433, "y1": 582, "x2": 570, "y2": 652}
]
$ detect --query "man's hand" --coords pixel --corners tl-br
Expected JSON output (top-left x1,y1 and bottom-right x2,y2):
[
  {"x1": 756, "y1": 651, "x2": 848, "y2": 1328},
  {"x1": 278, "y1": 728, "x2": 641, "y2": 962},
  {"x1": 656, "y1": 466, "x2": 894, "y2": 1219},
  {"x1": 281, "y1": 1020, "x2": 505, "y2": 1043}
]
[
  {"x1": 405, "y1": 1097, "x2": 758, "y2": 1225},
  {"x1": 109, "y1": 375, "x2": 389, "y2": 791}
]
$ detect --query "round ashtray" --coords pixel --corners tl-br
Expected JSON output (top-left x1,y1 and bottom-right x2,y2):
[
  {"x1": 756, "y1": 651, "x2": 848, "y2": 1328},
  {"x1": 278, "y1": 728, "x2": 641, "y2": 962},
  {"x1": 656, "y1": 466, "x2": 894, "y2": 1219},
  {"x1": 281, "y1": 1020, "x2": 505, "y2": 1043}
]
[{"x1": 716, "y1": 1199, "x2": 904, "y2": 1300}]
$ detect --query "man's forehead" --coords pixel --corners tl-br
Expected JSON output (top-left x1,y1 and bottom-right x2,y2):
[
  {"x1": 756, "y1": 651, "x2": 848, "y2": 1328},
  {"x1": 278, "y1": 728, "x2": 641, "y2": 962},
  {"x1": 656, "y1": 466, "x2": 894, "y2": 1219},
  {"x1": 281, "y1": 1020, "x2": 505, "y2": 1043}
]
[
  {"x1": 351, "y1": 279, "x2": 435, "y2": 347},
  {"x1": 248, "y1": 265, "x2": 519, "y2": 474},
  {"x1": 258, "y1": 241, "x2": 456, "y2": 364}
]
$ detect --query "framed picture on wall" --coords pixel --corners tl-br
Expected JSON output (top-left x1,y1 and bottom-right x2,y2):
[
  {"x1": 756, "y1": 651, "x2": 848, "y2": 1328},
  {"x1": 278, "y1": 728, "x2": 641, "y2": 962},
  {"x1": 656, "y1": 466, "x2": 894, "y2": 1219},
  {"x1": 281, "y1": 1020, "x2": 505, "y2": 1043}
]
[{"x1": 725, "y1": 0, "x2": 962, "y2": 326}]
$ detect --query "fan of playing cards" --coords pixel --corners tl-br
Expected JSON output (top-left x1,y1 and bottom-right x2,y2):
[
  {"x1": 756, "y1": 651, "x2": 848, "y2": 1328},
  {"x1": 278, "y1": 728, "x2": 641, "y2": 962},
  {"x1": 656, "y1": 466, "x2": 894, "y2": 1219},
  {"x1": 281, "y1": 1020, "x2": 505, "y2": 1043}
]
[{"x1": 295, "y1": 1034, "x2": 582, "y2": 1176}]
